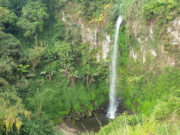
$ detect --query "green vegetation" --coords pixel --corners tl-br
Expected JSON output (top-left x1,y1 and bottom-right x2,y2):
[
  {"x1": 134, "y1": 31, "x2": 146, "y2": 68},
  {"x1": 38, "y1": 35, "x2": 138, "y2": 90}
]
[
  {"x1": 0, "y1": 0, "x2": 109, "y2": 134},
  {"x1": 74, "y1": 0, "x2": 111, "y2": 20},
  {"x1": 98, "y1": 89, "x2": 180, "y2": 135},
  {"x1": 0, "y1": 0, "x2": 179, "y2": 134},
  {"x1": 98, "y1": 0, "x2": 180, "y2": 135},
  {"x1": 143, "y1": 0, "x2": 180, "y2": 22},
  {"x1": 17, "y1": 1, "x2": 49, "y2": 38}
]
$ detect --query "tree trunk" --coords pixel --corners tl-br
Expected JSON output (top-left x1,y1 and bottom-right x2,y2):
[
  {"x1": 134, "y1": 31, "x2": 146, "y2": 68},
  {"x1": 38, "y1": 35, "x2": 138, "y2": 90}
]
[{"x1": 86, "y1": 75, "x2": 89, "y2": 85}]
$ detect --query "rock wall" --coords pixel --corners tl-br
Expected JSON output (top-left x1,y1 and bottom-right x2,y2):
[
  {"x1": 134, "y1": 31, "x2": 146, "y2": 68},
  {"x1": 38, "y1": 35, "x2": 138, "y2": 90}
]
[
  {"x1": 129, "y1": 17, "x2": 180, "y2": 68},
  {"x1": 61, "y1": 11, "x2": 112, "y2": 61}
]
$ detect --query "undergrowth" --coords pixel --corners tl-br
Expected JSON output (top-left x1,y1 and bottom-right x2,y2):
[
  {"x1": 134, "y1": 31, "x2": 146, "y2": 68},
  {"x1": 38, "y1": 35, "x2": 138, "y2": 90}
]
[{"x1": 98, "y1": 89, "x2": 180, "y2": 135}]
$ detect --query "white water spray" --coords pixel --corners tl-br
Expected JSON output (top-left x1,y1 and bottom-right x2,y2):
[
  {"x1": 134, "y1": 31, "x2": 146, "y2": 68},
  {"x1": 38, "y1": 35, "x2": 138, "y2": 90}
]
[{"x1": 107, "y1": 16, "x2": 123, "y2": 119}]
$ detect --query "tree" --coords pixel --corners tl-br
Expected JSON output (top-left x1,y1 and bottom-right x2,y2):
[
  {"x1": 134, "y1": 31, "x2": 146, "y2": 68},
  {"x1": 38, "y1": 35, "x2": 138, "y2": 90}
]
[
  {"x1": 83, "y1": 64, "x2": 99, "y2": 85},
  {"x1": 0, "y1": 1, "x2": 19, "y2": 32},
  {"x1": 0, "y1": 32, "x2": 22, "y2": 59},
  {"x1": 60, "y1": 67, "x2": 80, "y2": 86},
  {"x1": 0, "y1": 6, "x2": 9, "y2": 30},
  {"x1": 17, "y1": 1, "x2": 49, "y2": 38},
  {"x1": 83, "y1": 64, "x2": 91, "y2": 85},
  {"x1": 60, "y1": 66, "x2": 73, "y2": 85},
  {"x1": 28, "y1": 46, "x2": 46, "y2": 73},
  {"x1": 70, "y1": 69, "x2": 80, "y2": 86},
  {"x1": 50, "y1": 41, "x2": 77, "y2": 84},
  {"x1": 0, "y1": 0, "x2": 27, "y2": 11},
  {"x1": 0, "y1": 58, "x2": 16, "y2": 88}
]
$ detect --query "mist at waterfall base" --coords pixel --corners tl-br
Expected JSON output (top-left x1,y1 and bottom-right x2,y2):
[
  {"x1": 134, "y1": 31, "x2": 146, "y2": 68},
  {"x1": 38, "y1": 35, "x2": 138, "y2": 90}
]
[{"x1": 107, "y1": 16, "x2": 123, "y2": 119}]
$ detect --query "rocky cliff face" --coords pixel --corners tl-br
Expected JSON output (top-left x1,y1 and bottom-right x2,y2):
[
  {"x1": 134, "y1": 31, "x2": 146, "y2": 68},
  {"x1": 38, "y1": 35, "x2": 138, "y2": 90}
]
[
  {"x1": 61, "y1": 3, "x2": 179, "y2": 68},
  {"x1": 128, "y1": 17, "x2": 180, "y2": 68},
  {"x1": 61, "y1": 11, "x2": 112, "y2": 61}
]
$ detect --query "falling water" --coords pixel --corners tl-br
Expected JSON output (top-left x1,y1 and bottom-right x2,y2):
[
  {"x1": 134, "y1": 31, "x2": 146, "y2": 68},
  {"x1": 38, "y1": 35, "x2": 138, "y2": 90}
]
[{"x1": 107, "y1": 16, "x2": 123, "y2": 119}]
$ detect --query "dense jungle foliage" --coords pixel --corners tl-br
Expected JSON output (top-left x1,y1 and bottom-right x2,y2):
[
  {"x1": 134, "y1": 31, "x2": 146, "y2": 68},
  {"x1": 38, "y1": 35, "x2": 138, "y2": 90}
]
[{"x1": 0, "y1": 0, "x2": 180, "y2": 135}]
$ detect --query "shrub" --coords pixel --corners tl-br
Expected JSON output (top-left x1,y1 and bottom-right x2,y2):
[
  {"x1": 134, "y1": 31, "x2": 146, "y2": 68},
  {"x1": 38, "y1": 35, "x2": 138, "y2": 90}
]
[
  {"x1": 143, "y1": 0, "x2": 179, "y2": 22},
  {"x1": 0, "y1": 32, "x2": 22, "y2": 59}
]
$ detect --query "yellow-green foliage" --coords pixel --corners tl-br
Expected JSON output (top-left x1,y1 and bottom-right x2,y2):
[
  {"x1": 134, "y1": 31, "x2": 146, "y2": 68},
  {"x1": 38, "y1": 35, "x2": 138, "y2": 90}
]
[
  {"x1": 89, "y1": 13, "x2": 104, "y2": 25},
  {"x1": 89, "y1": 3, "x2": 111, "y2": 25},
  {"x1": 0, "y1": 90, "x2": 31, "y2": 134},
  {"x1": 0, "y1": 6, "x2": 9, "y2": 17}
]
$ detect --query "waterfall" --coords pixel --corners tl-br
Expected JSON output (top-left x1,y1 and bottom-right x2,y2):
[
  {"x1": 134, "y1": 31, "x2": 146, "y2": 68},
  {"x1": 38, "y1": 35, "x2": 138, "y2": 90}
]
[{"x1": 107, "y1": 16, "x2": 123, "y2": 119}]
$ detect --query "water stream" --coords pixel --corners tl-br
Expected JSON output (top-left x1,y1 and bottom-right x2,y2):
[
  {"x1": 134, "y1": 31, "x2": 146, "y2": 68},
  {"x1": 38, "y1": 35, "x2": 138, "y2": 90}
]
[{"x1": 107, "y1": 16, "x2": 123, "y2": 119}]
